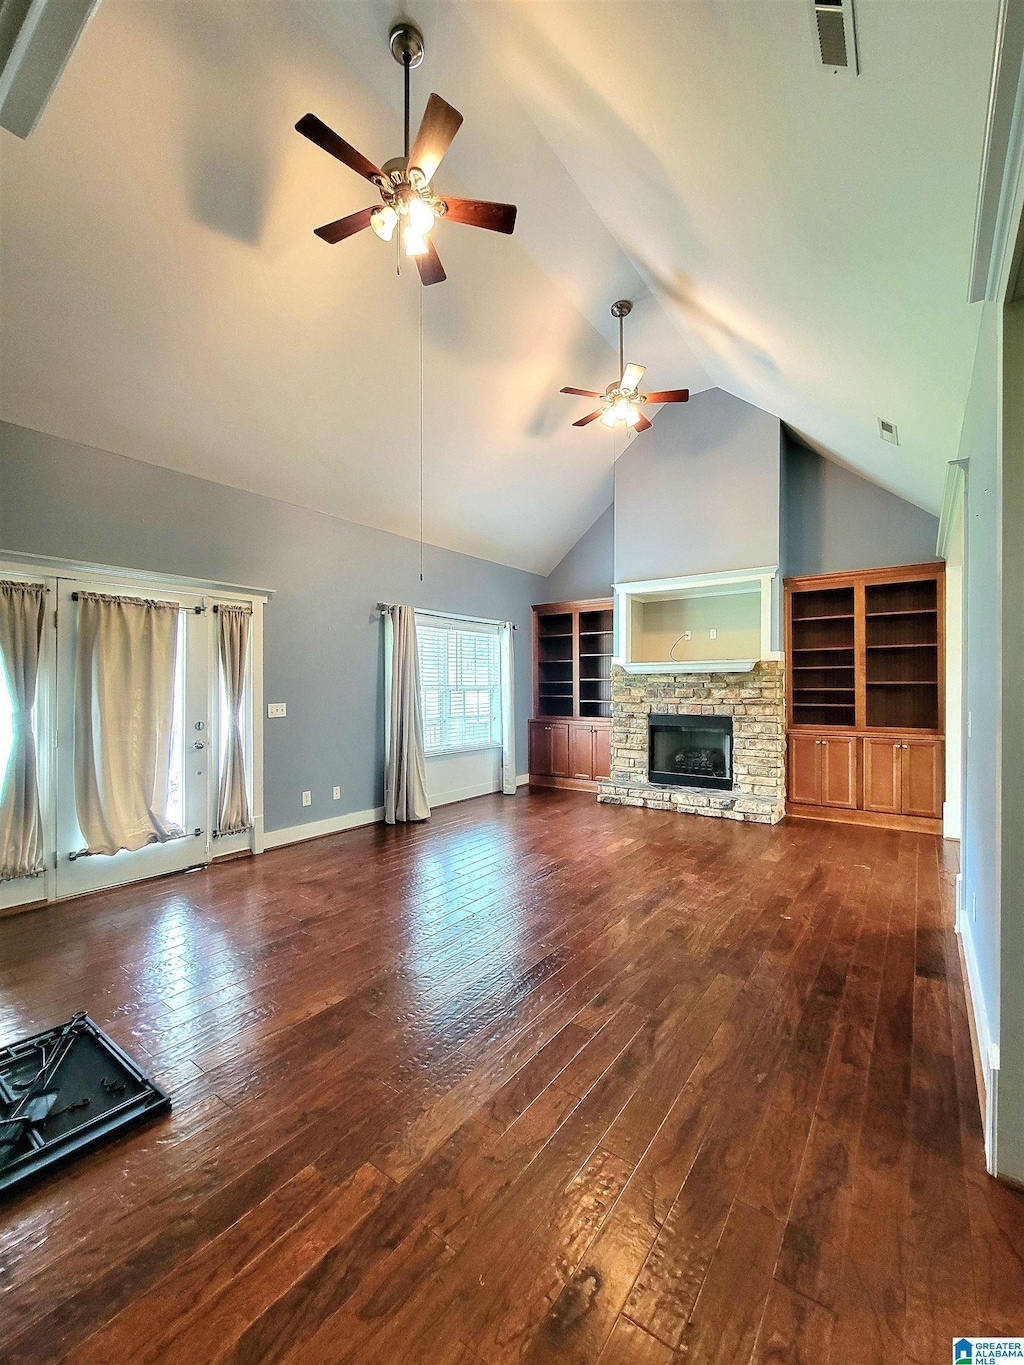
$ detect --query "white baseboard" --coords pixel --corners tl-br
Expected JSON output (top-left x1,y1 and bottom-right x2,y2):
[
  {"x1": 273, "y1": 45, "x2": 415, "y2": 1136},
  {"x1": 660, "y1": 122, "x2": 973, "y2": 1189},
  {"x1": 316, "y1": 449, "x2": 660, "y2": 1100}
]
[
  {"x1": 428, "y1": 775, "x2": 530, "y2": 807},
  {"x1": 263, "y1": 779, "x2": 529, "y2": 851},
  {"x1": 263, "y1": 806, "x2": 384, "y2": 849},
  {"x1": 959, "y1": 920, "x2": 1000, "y2": 1173}
]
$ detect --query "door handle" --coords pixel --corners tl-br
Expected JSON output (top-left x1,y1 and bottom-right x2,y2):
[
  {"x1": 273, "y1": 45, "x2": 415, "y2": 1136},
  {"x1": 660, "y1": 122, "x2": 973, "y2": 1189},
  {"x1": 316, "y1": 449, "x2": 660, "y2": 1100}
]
[{"x1": 194, "y1": 740, "x2": 205, "y2": 750}]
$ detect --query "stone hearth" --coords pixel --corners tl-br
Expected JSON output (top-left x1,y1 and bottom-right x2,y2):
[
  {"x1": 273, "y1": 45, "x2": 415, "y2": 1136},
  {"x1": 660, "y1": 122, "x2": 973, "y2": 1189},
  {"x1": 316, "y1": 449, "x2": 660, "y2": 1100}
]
[{"x1": 598, "y1": 661, "x2": 786, "y2": 823}]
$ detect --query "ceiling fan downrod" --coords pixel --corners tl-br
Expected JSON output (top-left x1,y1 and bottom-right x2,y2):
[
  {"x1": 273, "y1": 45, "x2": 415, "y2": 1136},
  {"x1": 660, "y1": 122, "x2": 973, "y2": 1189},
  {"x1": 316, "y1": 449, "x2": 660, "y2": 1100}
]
[{"x1": 390, "y1": 22, "x2": 424, "y2": 162}]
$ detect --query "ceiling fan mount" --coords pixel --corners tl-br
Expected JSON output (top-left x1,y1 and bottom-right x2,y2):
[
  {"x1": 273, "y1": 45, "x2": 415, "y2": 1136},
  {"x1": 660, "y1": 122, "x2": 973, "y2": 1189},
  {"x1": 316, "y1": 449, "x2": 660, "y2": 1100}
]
[
  {"x1": 560, "y1": 300, "x2": 690, "y2": 433},
  {"x1": 389, "y1": 21, "x2": 424, "y2": 68},
  {"x1": 295, "y1": 19, "x2": 516, "y2": 285}
]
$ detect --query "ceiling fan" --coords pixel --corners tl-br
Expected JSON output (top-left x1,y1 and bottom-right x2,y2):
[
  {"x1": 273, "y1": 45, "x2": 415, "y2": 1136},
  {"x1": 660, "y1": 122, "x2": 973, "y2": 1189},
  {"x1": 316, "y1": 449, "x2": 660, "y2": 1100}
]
[
  {"x1": 295, "y1": 22, "x2": 517, "y2": 286},
  {"x1": 561, "y1": 300, "x2": 690, "y2": 433}
]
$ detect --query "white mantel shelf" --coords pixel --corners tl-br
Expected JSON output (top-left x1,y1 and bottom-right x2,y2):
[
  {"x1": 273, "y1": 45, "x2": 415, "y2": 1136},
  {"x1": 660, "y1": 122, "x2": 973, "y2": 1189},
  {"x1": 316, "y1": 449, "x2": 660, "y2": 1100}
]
[{"x1": 619, "y1": 658, "x2": 760, "y2": 675}]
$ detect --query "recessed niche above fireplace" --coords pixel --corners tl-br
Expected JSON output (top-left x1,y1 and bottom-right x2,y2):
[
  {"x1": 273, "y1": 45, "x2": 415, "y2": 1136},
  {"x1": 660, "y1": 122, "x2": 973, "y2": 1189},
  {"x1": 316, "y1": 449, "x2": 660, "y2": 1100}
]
[
  {"x1": 649, "y1": 713, "x2": 733, "y2": 791},
  {"x1": 614, "y1": 567, "x2": 781, "y2": 674}
]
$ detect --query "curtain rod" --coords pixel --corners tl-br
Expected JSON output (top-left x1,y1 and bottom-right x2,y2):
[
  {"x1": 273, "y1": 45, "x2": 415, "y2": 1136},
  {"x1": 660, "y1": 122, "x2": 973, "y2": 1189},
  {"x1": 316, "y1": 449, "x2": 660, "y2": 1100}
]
[{"x1": 377, "y1": 603, "x2": 516, "y2": 630}]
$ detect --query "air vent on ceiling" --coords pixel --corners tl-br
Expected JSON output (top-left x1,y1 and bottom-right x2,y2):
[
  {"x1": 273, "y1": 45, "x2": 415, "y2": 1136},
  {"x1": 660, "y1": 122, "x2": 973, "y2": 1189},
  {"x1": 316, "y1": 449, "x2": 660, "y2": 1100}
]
[
  {"x1": 878, "y1": 419, "x2": 899, "y2": 446},
  {"x1": 808, "y1": 0, "x2": 859, "y2": 76}
]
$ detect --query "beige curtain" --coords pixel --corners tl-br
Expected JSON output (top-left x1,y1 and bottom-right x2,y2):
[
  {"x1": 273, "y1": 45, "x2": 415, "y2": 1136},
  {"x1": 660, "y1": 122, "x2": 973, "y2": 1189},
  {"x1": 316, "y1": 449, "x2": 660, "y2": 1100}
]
[
  {"x1": 0, "y1": 582, "x2": 46, "y2": 882},
  {"x1": 216, "y1": 604, "x2": 251, "y2": 836},
  {"x1": 74, "y1": 592, "x2": 184, "y2": 855},
  {"x1": 383, "y1": 605, "x2": 430, "y2": 824}
]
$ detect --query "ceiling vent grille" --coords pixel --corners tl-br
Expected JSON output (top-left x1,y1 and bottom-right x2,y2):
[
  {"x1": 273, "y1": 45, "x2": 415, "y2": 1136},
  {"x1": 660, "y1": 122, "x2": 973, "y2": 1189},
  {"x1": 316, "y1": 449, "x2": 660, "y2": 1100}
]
[{"x1": 809, "y1": 0, "x2": 859, "y2": 76}]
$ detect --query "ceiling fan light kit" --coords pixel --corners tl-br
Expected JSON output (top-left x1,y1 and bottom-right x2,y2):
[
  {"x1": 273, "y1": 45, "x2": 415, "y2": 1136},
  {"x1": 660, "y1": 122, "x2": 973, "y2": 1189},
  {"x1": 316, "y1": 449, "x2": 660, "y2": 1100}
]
[
  {"x1": 561, "y1": 299, "x2": 690, "y2": 436},
  {"x1": 295, "y1": 21, "x2": 517, "y2": 286}
]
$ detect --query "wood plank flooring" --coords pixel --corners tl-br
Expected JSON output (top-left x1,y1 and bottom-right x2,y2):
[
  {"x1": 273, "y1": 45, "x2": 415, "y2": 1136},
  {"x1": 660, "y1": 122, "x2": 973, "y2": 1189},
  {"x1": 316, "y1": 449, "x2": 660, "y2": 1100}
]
[{"x1": 1, "y1": 789, "x2": 1021, "y2": 1363}]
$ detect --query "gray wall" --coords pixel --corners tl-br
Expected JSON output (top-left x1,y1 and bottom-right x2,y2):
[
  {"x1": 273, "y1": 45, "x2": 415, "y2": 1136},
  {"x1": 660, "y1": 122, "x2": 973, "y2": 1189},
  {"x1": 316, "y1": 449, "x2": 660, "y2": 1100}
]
[
  {"x1": 543, "y1": 503, "x2": 614, "y2": 603},
  {"x1": 0, "y1": 422, "x2": 545, "y2": 834},
  {"x1": 613, "y1": 388, "x2": 782, "y2": 585},
  {"x1": 783, "y1": 436, "x2": 940, "y2": 576},
  {"x1": 548, "y1": 408, "x2": 940, "y2": 601}
]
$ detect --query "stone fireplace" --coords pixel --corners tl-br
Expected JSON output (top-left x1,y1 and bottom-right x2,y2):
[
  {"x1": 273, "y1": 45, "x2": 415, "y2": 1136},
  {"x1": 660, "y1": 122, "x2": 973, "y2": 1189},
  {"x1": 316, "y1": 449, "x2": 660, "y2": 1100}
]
[{"x1": 598, "y1": 661, "x2": 785, "y2": 823}]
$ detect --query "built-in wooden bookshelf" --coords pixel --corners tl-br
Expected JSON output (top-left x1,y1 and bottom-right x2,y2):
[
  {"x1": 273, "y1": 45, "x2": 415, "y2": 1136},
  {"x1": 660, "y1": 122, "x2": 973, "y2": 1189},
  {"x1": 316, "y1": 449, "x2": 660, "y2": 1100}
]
[
  {"x1": 785, "y1": 563, "x2": 945, "y2": 834},
  {"x1": 530, "y1": 598, "x2": 613, "y2": 792}
]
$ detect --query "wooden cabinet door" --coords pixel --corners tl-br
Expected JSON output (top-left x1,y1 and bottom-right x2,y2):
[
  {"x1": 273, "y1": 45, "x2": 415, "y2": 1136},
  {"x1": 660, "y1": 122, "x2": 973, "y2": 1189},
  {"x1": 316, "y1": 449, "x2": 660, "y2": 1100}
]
[
  {"x1": 547, "y1": 723, "x2": 570, "y2": 777},
  {"x1": 901, "y1": 740, "x2": 943, "y2": 818},
  {"x1": 788, "y1": 734, "x2": 821, "y2": 805},
  {"x1": 528, "y1": 720, "x2": 552, "y2": 776},
  {"x1": 862, "y1": 738, "x2": 901, "y2": 813},
  {"x1": 569, "y1": 724, "x2": 594, "y2": 781},
  {"x1": 821, "y1": 737, "x2": 858, "y2": 809},
  {"x1": 592, "y1": 727, "x2": 611, "y2": 781}
]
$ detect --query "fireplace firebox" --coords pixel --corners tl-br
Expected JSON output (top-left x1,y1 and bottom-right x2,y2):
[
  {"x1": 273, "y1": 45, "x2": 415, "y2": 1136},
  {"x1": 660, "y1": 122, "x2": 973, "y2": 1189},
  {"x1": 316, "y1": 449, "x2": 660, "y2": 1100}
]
[{"x1": 648, "y1": 713, "x2": 733, "y2": 791}]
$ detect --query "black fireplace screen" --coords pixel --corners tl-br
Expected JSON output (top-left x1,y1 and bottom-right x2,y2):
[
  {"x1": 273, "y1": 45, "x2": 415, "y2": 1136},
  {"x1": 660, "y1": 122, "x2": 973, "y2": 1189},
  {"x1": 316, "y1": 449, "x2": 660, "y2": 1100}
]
[{"x1": 648, "y1": 713, "x2": 733, "y2": 790}]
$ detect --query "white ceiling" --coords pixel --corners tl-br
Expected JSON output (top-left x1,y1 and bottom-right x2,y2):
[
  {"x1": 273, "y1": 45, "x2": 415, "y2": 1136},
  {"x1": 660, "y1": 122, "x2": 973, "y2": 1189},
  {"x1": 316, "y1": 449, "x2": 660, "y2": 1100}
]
[{"x1": 0, "y1": 0, "x2": 998, "y2": 573}]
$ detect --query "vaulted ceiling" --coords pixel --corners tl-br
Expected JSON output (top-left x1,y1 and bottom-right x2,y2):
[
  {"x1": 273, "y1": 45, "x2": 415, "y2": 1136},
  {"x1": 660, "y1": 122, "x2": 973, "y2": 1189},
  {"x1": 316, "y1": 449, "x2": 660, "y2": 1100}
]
[{"x1": 0, "y1": 0, "x2": 998, "y2": 573}]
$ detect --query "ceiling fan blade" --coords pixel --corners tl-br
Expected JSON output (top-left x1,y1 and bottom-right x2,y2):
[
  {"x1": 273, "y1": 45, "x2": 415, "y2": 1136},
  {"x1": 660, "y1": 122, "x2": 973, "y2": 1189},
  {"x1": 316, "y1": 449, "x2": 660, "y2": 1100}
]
[
  {"x1": 633, "y1": 412, "x2": 653, "y2": 432},
  {"x1": 313, "y1": 207, "x2": 376, "y2": 244},
  {"x1": 573, "y1": 410, "x2": 604, "y2": 428},
  {"x1": 561, "y1": 387, "x2": 602, "y2": 398},
  {"x1": 441, "y1": 197, "x2": 517, "y2": 234},
  {"x1": 295, "y1": 113, "x2": 383, "y2": 184},
  {"x1": 416, "y1": 237, "x2": 447, "y2": 286},
  {"x1": 620, "y1": 363, "x2": 646, "y2": 391},
  {"x1": 643, "y1": 389, "x2": 690, "y2": 404},
  {"x1": 409, "y1": 94, "x2": 464, "y2": 182}
]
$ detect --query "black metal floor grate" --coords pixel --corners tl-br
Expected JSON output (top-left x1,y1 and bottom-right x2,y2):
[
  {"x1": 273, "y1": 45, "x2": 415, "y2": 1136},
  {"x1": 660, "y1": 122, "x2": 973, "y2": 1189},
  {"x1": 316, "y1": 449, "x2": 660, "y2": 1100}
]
[{"x1": 0, "y1": 1013, "x2": 171, "y2": 1198}]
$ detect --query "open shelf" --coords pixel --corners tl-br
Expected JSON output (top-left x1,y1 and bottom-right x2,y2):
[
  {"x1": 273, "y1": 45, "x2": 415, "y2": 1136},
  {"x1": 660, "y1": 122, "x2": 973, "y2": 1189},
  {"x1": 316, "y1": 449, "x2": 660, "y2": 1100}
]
[
  {"x1": 789, "y1": 583, "x2": 858, "y2": 728},
  {"x1": 788, "y1": 567, "x2": 942, "y2": 733},
  {"x1": 534, "y1": 599, "x2": 612, "y2": 726}
]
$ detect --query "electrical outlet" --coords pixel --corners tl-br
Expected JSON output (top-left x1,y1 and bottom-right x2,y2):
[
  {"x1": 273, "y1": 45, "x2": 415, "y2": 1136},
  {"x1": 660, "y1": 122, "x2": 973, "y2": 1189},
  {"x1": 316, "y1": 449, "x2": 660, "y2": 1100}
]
[
  {"x1": 268, "y1": 702, "x2": 287, "y2": 719},
  {"x1": 301, "y1": 790, "x2": 311, "y2": 807},
  {"x1": 683, "y1": 630, "x2": 691, "y2": 641},
  {"x1": 709, "y1": 629, "x2": 717, "y2": 640},
  {"x1": 333, "y1": 786, "x2": 341, "y2": 800}
]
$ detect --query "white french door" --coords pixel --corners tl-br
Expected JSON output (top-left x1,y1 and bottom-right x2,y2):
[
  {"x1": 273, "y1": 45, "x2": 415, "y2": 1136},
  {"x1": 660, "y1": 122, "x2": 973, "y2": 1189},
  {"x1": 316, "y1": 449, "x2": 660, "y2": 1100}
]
[
  {"x1": 54, "y1": 578, "x2": 213, "y2": 899},
  {"x1": 0, "y1": 557, "x2": 263, "y2": 913}
]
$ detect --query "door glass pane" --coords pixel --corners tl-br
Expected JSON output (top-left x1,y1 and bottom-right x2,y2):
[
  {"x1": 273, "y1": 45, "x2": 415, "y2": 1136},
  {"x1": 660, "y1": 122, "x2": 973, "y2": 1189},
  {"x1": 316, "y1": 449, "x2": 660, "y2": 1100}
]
[
  {"x1": 165, "y1": 615, "x2": 186, "y2": 833},
  {"x1": 0, "y1": 658, "x2": 13, "y2": 787},
  {"x1": 217, "y1": 645, "x2": 249, "y2": 801}
]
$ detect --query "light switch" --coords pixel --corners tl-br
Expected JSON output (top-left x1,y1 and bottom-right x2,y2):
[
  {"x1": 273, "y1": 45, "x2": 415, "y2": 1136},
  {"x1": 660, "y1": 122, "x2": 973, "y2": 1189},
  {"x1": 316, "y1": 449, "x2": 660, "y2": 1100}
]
[
  {"x1": 301, "y1": 790, "x2": 311, "y2": 807},
  {"x1": 268, "y1": 702, "x2": 286, "y2": 718}
]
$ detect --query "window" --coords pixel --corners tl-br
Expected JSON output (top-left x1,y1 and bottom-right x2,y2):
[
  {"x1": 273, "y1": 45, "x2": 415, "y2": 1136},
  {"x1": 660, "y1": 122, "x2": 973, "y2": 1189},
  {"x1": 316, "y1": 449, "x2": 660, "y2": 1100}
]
[{"x1": 416, "y1": 618, "x2": 502, "y2": 754}]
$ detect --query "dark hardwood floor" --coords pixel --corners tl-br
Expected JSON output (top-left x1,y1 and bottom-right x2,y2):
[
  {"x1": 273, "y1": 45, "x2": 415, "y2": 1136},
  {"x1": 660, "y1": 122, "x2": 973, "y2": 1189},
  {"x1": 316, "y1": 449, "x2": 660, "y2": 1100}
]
[{"x1": 1, "y1": 790, "x2": 1022, "y2": 1363}]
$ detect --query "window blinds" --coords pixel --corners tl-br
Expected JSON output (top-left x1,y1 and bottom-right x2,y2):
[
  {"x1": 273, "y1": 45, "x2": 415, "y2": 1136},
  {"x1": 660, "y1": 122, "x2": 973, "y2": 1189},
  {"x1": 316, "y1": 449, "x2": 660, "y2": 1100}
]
[{"x1": 415, "y1": 618, "x2": 502, "y2": 754}]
